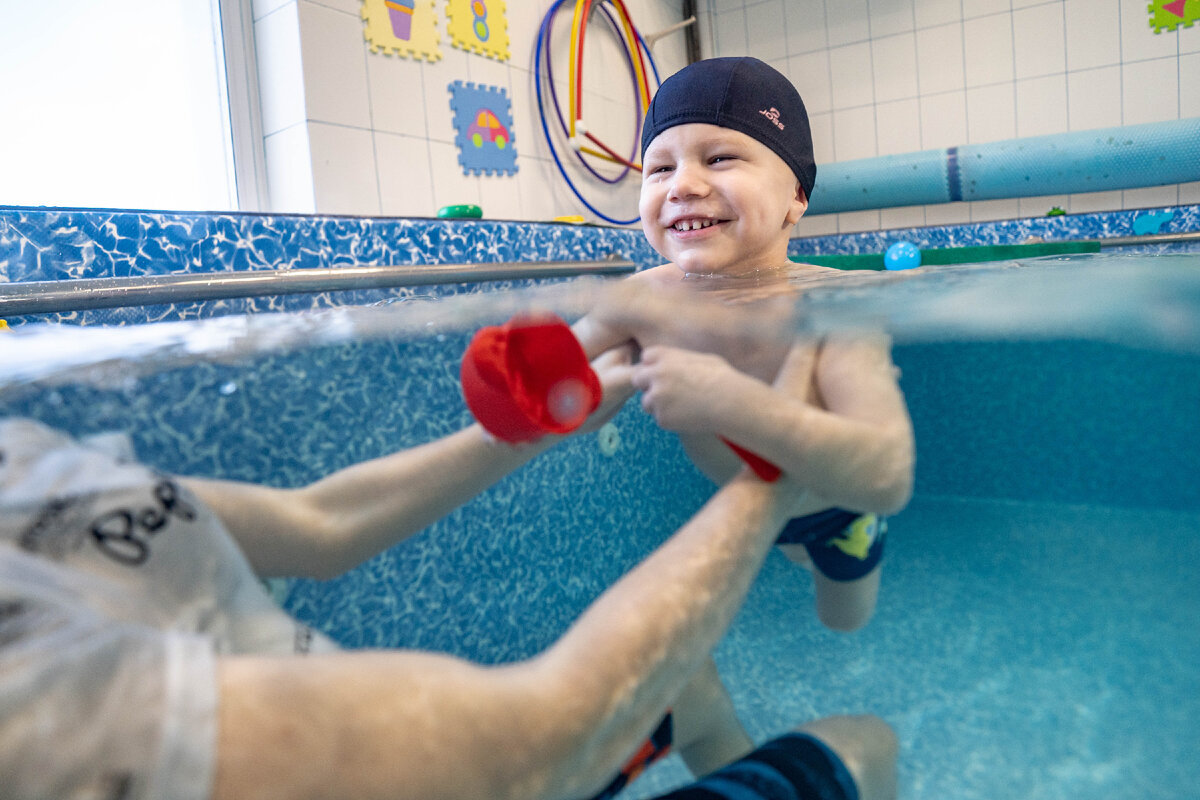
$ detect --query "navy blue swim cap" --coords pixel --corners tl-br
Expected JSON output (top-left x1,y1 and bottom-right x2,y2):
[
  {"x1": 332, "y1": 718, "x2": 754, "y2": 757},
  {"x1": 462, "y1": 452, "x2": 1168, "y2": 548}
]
[{"x1": 641, "y1": 57, "x2": 816, "y2": 201}]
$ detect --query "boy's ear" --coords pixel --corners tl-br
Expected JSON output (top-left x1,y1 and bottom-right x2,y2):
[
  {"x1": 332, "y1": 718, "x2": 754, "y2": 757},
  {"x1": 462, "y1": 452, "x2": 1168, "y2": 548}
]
[{"x1": 786, "y1": 183, "x2": 808, "y2": 225}]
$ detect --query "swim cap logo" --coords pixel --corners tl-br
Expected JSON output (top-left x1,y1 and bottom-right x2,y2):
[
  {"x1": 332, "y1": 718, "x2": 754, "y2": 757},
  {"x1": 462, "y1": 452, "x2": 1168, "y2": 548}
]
[{"x1": 759, "y1": 107, "x2": 785, "y2": 131}]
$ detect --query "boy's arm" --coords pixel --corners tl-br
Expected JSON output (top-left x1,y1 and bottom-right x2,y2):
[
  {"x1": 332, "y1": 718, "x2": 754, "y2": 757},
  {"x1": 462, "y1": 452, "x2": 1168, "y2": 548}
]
[
  {"x1": 185, "y1": 348, "x2": 637, "y2": 580},
  {"x1": 634, "y1": 335, "x2": 913, "y2": 515},
  {"x1": 213, "y1": 471, "x2": 793, "y2": 800},
  {"x1": 572, "y1": 265, "x2": 682, "y2": 359},
  {"x1": 723, "y1": 333, "x2": 914, "y2": 514}
]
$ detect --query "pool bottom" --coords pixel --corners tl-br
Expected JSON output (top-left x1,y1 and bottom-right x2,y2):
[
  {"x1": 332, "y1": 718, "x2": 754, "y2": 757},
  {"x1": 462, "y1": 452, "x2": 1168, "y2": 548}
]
[{"x1": 627, "y1": 496, "x2": 1200, "y2": 800}]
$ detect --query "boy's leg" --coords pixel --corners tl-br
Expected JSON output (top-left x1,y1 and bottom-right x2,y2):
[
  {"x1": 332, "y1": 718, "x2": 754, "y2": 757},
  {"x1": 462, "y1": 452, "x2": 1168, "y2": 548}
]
[
  {"x1": 672, "y1": 657, "x2": 755, "y2": 776},
  {"x1": 650, "y1": 714, "x2": 898, "y2": 800}
]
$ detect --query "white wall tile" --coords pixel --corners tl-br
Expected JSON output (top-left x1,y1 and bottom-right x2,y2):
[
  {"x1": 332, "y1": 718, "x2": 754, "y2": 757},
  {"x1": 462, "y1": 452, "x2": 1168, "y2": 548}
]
[
  {"x1": 427, "y1": 139, "x2": 482, "y2": 215},
  {"x1": 310, "y1": 0, "x2": 359, "y2": 13},
  {"x1": 508, "y1": 67, "x2": 548, "y2": 161},
  {"x1": 1182, "y1": 53, "x2": 1200, "y2": 117},
  {"x1": 263, "y1": 123, "x2": 315, "y2": 212},
  {"x1": 308, "y1": 122, "x2": 380, "y2": 215},
  {"x1": 424, "y1": 47, "x2": 472, "y2": 145},
  {"x1": 876, "y1": 98, "x2": 923, "y2": 155},
  {"x1": 1065, "y1": 0, "x2": 1119, "y2": 71},
  {"x1": 298, "y1": 1, "x2": 371, "y2": 128},
  {"x1": 924, "y1": 201, "x2": 972, "y2": 225},
  {"x1": 916, "y1": 23, "x2": 966, "y2": 95},
  {"x1": 1012, "y1": 3, "x2": 1065, "y2": 80},
  {"x1": 1178, "y1": 182, "x2": 1200, "y2": 205},
  {"x1": 871, "y1": 33, "x2": 919, "y2": 103},
  {"x1": 1066, "y1": 66, "x2": 1122, "y2": 131},
  {"x1": 375, "y1": 131, "x2": 435, "y2": 217},
  {"x1": 879, "y1": 204, "x2": 927, "y2": 230},
  {"x1": 1018, "y1": 194, "x2": 1068, "y2": 217},
  {"x1": 712, "y1": 9, "x2": 748, "y2": 54},
  {"x1": 255, "y1": 2, "x2": 307, "y2": 135},
  {"x1": 513, "y1": 158, "x2": 556, "y2": 223},
  {"x1": 1068, "y1": 189, "x2": 1124, "y2": 213},
  {"x1": 914, "y1": 0, "x2": 963, "y2": 29},
  {"x1": 1183, "y1": 23, "x2": 1200, "y2": 55},
  {"x1": 966, "y1": 83, "x2": 1016, "y2": 143},
  {"x1": 367, "y1": 53, "x2": 429, "y2": 139},
  {"x1": 788, "y1": 51, "x2": 833, "y2": 114},
  {"x1": 477, "y1": 171, "x2": 524, "y2": 221},
  {"x1": 1121, "y1": 0, "x2": 1181, "y2": 62},
  {"x1": 783, "y1": 0, "x2": 829, "y2": 55},
  {"x1": 963, "y1": 14, "x2": 1014, "y2": 87},
  {"x1": 825, "y1": 0, "x2": 871, "y2": 48},
  {"x1": 963, "y1": 0, "x2": 1011, "y2": 19},
  {"x1": 868, "y1": 0, "x2": 915, "y2": 39},
  {"x1": 829, "y1": 43, "x2": 875, "y2": 109},
  {"x1": 254, "y1": 0, "x2": 292, "y2": 22},
  {"x1": 746, "y1": 1, "x2": 788, "y2": 62},
  {"x1": 1015, "y1": 74, "x2": 1068, "y2": 137},
  {"x1": 837, "y1": 209, "x2": 883, "y2": 232},
  {"x1": 793, "y1": 212, "x2": 839, "y2": 237},
  {"x1": 466, "y1": 52, "x2": 513, "y2": 95},
  {"x1": 969, "y1": 198, "x2": 1020, "y2": 221},
  {"x1": 1123, "y1": 185, "x2": 1180, "y2": 210},
  {"x1": 1122, "y1": 58, "x2": 1180, "y2": 124},
  {"x1": 505, "y1": 1, "x2": 543, "y2": 73},
  {"x1": 808, "y1": 111, "x2": 836, "y2": 164},
  {"x1": 921, "y1": 91, "x2": 969, "y2": 148},
  {"x1": 832, "y1": 106, "x2": 879, "y2": 160}
]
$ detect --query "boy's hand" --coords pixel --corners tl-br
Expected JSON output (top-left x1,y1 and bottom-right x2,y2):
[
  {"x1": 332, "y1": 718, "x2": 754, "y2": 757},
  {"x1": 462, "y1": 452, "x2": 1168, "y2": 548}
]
[
  {"x1": 572, "y1": 343, "x2": 638, "y2": 435},
  {"x1": 632, "y1": 345, "x2": 746, "y2": 433}
]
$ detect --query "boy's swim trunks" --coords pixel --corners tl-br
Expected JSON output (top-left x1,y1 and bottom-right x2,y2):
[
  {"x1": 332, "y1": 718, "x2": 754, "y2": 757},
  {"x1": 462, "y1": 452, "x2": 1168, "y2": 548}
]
[
  {"x1": 593, "y1": 725, "x2": 858, "y2": 800},
  {"x1": 775, "y1": 509, "x2": 886, "y2": 581},
  {"x1": 651, "y1": 732, "x2": 859, "y2": 800}
]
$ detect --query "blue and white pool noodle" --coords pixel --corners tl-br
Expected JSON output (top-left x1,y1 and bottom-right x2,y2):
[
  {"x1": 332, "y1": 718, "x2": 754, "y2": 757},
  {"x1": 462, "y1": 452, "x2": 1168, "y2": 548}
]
[{"x1": 806, "y1": 118, "x2": 1200, "y2": 215}]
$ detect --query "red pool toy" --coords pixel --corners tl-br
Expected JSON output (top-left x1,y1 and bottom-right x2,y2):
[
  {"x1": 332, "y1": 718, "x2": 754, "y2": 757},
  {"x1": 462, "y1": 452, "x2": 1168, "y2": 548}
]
[{"x1": 461, "y1": 313, "x2": 601, "y2": 443}]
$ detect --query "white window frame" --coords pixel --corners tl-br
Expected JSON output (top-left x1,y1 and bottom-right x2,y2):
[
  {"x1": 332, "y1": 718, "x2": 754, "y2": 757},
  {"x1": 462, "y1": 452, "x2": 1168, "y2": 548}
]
[{"x1": 217, "y1": 0, "x2": 270, "y2": 213}]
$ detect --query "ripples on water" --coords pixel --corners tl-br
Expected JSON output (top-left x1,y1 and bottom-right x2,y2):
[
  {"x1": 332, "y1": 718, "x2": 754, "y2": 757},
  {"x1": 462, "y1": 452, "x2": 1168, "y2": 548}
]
[{"x1": 2, "y1": 253, "x2": 1199, "y2": 392}]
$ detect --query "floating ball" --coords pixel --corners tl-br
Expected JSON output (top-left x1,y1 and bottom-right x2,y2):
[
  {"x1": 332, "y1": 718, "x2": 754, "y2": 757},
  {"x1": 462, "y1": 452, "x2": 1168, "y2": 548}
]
[{"x1": 884, "y1": 241, "x2": 921, "y2": 271}]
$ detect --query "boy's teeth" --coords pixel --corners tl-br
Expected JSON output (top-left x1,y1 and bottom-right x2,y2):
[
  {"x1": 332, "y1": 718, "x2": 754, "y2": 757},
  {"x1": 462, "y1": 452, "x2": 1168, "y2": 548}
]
[{"x1": 675, "y1": 219, "x2": 715, "y2": 231}]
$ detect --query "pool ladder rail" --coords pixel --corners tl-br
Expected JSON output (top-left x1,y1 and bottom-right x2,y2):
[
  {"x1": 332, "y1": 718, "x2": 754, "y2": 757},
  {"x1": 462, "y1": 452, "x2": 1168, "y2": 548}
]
[{"x1": 0, "y1": 257, "x2": 637, "y2": 316}]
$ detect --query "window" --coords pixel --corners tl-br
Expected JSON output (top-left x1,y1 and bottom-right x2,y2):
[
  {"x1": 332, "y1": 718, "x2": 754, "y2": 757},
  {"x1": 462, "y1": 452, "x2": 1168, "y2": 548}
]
[{"x1": 0, "y1": 0, "x2": 261, "y2": 211}]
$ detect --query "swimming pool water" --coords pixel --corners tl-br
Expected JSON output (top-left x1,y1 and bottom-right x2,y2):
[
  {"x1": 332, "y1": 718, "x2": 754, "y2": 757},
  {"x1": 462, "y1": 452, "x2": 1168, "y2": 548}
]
[
  {"x1": 628, "y1": 496, "x2": 1200, "y2": 799},
  {"x1": 2, "y1": 254, "x2": 1198, "y2": 798}
]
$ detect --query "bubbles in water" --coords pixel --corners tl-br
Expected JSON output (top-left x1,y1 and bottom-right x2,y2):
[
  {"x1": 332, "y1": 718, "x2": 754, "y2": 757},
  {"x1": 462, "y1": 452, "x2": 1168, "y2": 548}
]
[
  {"x1": 218, "y1": 381, "x2": 238, "y2": 396},
  {"x1": 547, "y1": 377, "x2": 588, "y2": 427},
  {"x1": 598, "y1": 422, "x2": 620, "y2": 456}
]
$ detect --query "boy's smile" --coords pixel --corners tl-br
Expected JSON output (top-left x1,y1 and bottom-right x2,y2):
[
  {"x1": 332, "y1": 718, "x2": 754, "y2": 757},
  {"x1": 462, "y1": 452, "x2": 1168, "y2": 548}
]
[{"x1": 640, "y1": 123, "x2": 807, "y2": 277}]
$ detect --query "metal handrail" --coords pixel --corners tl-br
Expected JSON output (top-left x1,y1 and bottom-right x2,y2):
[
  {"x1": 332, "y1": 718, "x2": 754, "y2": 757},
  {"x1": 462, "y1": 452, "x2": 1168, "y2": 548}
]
[
  {"x1": 0, "y1": 258, "x2": 636, "y2": 316},
  {"x1": 1097, "y1": 230, "x2": 1200, "y2": 247}
]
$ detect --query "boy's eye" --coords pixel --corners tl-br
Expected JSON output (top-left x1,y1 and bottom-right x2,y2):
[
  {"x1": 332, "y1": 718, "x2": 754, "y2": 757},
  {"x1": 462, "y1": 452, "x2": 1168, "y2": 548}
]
[
  {"x1": 709, "y1": 154, "x2": 738, "y2": 164},
  {"x1": 647, "y1": 164, "x2": 673, "y2": 175}
]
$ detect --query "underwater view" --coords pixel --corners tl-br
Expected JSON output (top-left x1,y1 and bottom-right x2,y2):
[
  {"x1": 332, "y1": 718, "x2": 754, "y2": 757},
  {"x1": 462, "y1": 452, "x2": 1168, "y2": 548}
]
[{"x1": 2, "y1": 253, "x2": 1198, "y2": 799}]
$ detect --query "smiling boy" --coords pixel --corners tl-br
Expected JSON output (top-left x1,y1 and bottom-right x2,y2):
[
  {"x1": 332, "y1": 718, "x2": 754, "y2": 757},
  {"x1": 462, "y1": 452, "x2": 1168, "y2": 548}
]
[{"x1": 575, "y1": 57, "x2": 914, "y2": 799}]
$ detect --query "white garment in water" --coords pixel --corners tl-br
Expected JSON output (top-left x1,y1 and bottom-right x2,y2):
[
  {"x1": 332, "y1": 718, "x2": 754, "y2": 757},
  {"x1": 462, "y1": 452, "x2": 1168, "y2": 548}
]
[{"x1": 0, "y1": 418, "x2": 337, "y2": 800}]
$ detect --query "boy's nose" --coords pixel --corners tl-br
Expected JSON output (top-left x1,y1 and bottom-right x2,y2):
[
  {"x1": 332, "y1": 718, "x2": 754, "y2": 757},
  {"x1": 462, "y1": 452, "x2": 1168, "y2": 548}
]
[{"x1": 667, "y1": 163, "x2": 709, "y2": 200}]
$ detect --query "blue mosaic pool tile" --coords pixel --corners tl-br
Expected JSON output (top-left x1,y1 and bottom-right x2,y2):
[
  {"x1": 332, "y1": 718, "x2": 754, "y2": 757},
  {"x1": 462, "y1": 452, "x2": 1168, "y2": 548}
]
[
  {"x1": 0, "y1": 207, "x2": 663, "y2": 327},
  {"x1": 790, "y1": 203, "x2": 1200, "y2": 259}
]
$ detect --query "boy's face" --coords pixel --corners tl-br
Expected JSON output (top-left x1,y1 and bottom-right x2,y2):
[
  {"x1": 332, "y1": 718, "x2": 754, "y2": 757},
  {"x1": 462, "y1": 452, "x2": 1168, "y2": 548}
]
[{"x1": 639, "y1": 123, "x2": 807, "y2": 276}]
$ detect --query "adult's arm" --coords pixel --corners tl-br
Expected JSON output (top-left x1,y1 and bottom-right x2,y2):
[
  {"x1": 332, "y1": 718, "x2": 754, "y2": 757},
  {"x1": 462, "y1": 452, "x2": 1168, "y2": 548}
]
[
  {"x1": 185, "y1": 348, "x2": 637, "y2": 580},
  {"x1": 213, "y1": 470, "x2": 794, "y2": 800}
]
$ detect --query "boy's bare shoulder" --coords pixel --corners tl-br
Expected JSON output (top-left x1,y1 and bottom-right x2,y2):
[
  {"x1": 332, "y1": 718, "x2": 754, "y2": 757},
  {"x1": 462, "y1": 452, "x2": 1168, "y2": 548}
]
[{"x1": 630, "y1": 263, "x2": 685, "y2": 286}]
